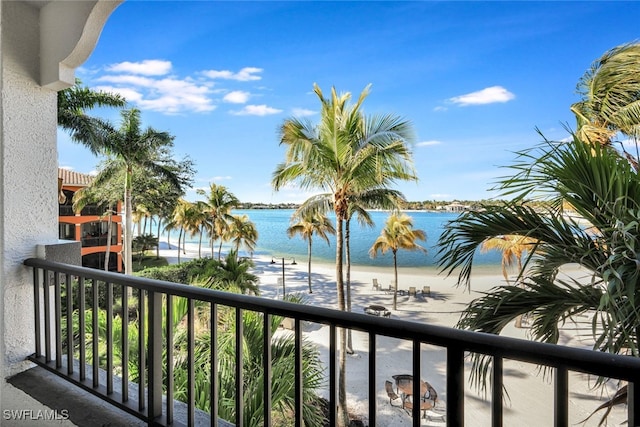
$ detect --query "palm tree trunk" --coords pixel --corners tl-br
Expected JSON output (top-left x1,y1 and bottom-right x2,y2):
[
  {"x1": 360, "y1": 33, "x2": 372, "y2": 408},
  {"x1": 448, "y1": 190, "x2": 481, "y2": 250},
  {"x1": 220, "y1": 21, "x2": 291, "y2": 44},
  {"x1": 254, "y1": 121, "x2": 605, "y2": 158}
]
[
  {"x1": 345, "y1": 218, "x2": 354, "y2": 353},
  {"x1": 198, "y1": 228, "x2": 203, "y2": 258},
  {"x1": 156, "y1": 220, "x2": 161, "y2": 259},
  {"x1": 393, "y1": 250, "x2": 398, "y2": 310},
  {"x1": 307, "y1": 238, "x2": 313, "y2": 293},
  {"x1": 177, "y1": 228, "x2": 183, "y2": 264},
  {"x1": 124, "y1": 170, "x2": 133, "y2": 276},
  {"x1": 335, "y1": 216, "x2": 349, "y2": 427},
  {"x1": 218, "y1": 239, "x2": 223, "y2": 261},
  {"x1": 104, "y1": 207, "x2": 113, "y2": 271}
]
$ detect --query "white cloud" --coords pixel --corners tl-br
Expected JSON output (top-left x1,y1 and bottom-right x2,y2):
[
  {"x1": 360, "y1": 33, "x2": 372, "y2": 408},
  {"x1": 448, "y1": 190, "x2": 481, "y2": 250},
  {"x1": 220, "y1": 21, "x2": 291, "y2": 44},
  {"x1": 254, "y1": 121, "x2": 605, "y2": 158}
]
[
  {"x1": 106, "y1": 60, "x2": 172, "y2": 76},
  {"x1": 449, "y1": 86, "x2": 515, "y2": 106},
  {"x1": 433, "y1": 106, "x2": 448, "y2": 112},
  {"x1": 430, "y1": 193, "x2": 455, "y2": 200},
  {"x1": 202, "y1": 67, "x2": 263, "y2": 81},
  {"x1": 223, "y1": 91, "x2": 250, "y2": 104},
  {"x1": 231, "y1": 104, "x2": 282, "y2": 116},
  {"x1": 417, "y1": 140, "x2": 442, "y2": 147},
  {"x1": 96, "y1": 73, "x2": 215, "y2": 114},
  {"x1": 212, "y1": 176, "x2": 233, "y2": 181},
  {"x1": 59, "y1": 165, "x2": 74, "y2": 171},
  {"x1": 292, "y1": 108, "x2": 316, "y2": 117}
]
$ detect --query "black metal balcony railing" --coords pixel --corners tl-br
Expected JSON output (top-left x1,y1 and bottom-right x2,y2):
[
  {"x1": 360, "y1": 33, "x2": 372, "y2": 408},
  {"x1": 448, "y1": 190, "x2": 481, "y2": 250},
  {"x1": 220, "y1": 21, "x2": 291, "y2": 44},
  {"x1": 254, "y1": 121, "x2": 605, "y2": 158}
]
[
  {"x1": 24, "y1": 258, "x2": 640, "y2": 427},
  {"x1": 81, "y1": 236, "x2": 118, "y2": 248},
  {"x1": 58, "y1": 205, "x2": 113, "y2": 217}
]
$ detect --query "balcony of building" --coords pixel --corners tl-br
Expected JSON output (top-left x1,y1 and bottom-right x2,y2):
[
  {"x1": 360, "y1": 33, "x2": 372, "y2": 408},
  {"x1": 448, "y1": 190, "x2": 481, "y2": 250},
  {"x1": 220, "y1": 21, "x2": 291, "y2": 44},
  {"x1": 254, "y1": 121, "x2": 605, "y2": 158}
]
[{"x1": 7, "y1": 255, "x2": 640, "y2": 427}]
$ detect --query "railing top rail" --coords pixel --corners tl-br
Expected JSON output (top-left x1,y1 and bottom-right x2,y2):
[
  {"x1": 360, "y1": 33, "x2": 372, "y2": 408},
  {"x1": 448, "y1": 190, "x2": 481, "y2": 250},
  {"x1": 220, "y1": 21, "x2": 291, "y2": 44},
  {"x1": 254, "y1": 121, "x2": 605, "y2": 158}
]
[{"x1": 24, "y1": 257, "x2": 640, "y2": 382}]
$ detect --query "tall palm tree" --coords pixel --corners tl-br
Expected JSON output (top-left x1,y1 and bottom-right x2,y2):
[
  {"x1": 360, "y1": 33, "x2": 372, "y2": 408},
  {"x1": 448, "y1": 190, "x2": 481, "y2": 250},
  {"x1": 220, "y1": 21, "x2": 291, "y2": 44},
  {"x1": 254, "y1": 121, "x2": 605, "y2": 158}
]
[
  {"x1": 480, "y1": 235, "x2": 537, "y2": 328},
  {"x1": 571, "y1": 42, "x2": 640, "y2": 148},
  {"x1": 57, "y1": 79, "x2": 126, "y2": 149},
  {"x1": 369, "y1": 213, "x2": 427, "y2": 310},
  {"x1": 92, "y1": 108, "x2": 184, "y2": 275},
  {"x1": 226, "y1": 214, "x2": 258, "y2": 259},
  {"x1": 287, "y1": 211, "x2": 335, "y2": 293},
  {"x1": 197, "y1": 184, "x2": 240, "y2": 260},
  {"x1": 273, "y1": 84, "x2": 417, "y2": 426},
  {"x1": 436, "y1": 134, "x2": 640, "y2": 419}
]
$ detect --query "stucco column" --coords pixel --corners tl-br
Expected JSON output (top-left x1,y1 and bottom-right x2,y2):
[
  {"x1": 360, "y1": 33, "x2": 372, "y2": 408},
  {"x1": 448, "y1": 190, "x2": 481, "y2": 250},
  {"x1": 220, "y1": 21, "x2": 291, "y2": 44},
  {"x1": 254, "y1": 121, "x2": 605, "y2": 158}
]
[{"x1": 0, "y1": 0, "x2": 121, "y2": 383}]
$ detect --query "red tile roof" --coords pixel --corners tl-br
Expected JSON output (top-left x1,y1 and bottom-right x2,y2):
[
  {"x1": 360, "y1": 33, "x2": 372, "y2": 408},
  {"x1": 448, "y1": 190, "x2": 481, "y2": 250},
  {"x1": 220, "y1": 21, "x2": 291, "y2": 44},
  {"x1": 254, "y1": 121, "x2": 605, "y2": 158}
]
[{"x1": 58, "y1": 168, "x2": 94, "y2": 187}]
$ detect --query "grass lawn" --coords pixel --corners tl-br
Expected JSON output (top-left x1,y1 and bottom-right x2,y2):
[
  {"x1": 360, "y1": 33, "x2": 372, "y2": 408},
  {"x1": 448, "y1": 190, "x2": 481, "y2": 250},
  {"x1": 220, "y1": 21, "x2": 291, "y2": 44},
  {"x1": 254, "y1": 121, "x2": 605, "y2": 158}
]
[{"x1": 132, "y1": 254, "x2": 169, "y2": 272}]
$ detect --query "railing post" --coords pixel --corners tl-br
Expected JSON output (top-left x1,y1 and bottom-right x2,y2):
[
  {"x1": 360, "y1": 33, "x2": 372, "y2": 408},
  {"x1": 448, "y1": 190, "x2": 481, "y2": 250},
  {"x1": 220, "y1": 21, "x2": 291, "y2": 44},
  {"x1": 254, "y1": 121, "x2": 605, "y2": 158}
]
[
  {"x1": 629, "y1": 380, "x2": 639, "y2": 427},
  {"x1": 447, "y1": 346, "x2": 465, "y2": 427},
  {"x1": 492, "y1": 356, "x2": 503, "y2": 427},
  {"x1": 554, "y1": 366, "x2": 568, "y2": 427},
  {"x1": 148, "y1": 290, "x2": 163, "y2": 423}
]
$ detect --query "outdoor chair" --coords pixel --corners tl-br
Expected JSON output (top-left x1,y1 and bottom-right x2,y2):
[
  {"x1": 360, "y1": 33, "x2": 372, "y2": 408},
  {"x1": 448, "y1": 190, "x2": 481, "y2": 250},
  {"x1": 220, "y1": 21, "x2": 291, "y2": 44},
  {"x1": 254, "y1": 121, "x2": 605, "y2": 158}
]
[
  {"x1": 385, "y1": 380, "x2": 402, "y2": 407},
  {"x1": 422, "y1": 285, "x2": 431, "y2": 295},
  {"x1": 408, "y1": 286, "x2": 417, "y2": 297},
  {"x1": 372, "y1": 278, "x2": 380, "y2": 290}
]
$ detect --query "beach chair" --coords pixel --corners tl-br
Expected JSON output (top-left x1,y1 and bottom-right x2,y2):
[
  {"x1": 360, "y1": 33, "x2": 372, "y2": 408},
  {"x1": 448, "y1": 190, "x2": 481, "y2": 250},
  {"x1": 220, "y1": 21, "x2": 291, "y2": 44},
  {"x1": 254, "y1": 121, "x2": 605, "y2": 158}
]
[
  {"x1": 385, "y1": 381, "x2": 402, "y2": 407},
  {"x1": 372, "y1": 278, "x2": 380, "y2": 290},
  {"x1": 408, "y1": 286, "x2": 417, "y2": 297},
  {"x1": 422, "y1": 285, "x2": 431, "y2": 296}
]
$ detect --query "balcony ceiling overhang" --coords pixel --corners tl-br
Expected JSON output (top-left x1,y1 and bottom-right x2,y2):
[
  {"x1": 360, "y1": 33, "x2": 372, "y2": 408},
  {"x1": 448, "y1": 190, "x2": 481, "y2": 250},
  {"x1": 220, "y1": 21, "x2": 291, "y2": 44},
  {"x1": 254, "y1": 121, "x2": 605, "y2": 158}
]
[{"x1": 23, "y1": 0, "x2": 123, "y2": 90}]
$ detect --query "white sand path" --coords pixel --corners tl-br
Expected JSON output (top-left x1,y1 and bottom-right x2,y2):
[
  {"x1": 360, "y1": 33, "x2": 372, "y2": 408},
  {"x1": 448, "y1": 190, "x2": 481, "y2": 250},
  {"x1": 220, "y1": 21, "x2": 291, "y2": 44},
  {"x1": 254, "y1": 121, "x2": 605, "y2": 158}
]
[{"x1": 159, "y1": 243, "x2": 627, "y2": 426}]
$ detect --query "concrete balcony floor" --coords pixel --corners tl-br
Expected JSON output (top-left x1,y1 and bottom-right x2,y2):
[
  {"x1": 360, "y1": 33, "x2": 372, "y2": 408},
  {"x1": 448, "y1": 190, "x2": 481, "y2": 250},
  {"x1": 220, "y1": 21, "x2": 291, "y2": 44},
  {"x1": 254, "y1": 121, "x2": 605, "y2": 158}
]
[{"x1": 5, "y1": 367, "x2": 145, "y2": 427}]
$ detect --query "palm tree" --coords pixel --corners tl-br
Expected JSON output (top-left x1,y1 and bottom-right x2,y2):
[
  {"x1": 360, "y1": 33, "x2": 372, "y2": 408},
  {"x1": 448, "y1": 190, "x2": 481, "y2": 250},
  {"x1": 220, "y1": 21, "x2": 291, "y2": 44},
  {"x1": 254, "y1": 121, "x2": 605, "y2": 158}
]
[
  {"x1": 92, "y1": 108, "x2": 184, "y2": 275},
  {"x1": 227, "y1": 214, "x2": 258, "y2": 259},
  {"x1": 571, "y1": 42, "x2": 640, "y2": 148},
  {"x1": 480, "y1": 235, "x2": 537, "y2": 327},
  {"x1": 171, "y1": 199, "x2": 195, "y2": 264},
  {"x1": 369, "y1": 213, "x2": 426, "y2": 310},
  {"x1": 57, "y1": 79, "x2": 126, "y2": 149},
  {"x1": 436, "y1": 134, "x2": 640, "y2": 419},
  {"x1": 287, "y1": 211, "x2": 335, "y2": 293},
  {"x1": 273, "y1": 84, "x2": 417, "y2": 426},
  {"x1": 197, "y1": 184, "x2": 240, "y2": 260}
]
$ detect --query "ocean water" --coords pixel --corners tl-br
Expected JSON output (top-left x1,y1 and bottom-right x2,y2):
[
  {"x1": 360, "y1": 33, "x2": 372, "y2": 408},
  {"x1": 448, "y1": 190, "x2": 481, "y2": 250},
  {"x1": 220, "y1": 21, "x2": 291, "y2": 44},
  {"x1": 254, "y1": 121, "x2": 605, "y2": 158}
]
[{"x1": 164, "y1": 209, "x2": 502, "y2": 268}]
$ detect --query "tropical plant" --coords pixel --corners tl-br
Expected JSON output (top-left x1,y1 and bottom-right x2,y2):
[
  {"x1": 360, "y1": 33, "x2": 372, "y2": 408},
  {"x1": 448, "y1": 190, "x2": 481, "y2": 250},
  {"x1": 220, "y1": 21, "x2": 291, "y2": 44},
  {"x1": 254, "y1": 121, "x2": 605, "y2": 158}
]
[
  {"x1": 92, "y1": 108, "x2": 189, "y2": 275},
  {"x1": 369, "y1": 213, "x2": 427, "y2": 310},
  {"x1": 480, "y1": 235, "x2": 538, "y2": 328},
  {"x1": 132, "y1": 233, "x2": 159, "y2": 263},
  {"x1": 273, "y1": 84, "x2": 417, "y2": 426},
  {"x1": 436, "y1": 133, "x2": 640, "y2": 422},
  {"x1": 197, "y1": 184, "x2": 240, "y2": 260},
  {"x1": 287, "y1": 211, "x2": 335, "y2": 293},
  {"x1": 226, "y1": 214, "x2": 259, "y2": 259},
  {"x1": 571, "y1": 42, "x2": 640, "y2": 148},
  {"x1": 57, "y1": 79, "x2": 126, "y2": 148}
]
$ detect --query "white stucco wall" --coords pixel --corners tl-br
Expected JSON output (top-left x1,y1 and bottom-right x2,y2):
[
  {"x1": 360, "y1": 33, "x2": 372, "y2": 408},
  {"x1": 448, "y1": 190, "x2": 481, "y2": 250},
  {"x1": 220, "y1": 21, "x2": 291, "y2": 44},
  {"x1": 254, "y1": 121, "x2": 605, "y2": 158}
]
[{"x1": 0, "y1": 0, "x2": 121, "y2": 383}]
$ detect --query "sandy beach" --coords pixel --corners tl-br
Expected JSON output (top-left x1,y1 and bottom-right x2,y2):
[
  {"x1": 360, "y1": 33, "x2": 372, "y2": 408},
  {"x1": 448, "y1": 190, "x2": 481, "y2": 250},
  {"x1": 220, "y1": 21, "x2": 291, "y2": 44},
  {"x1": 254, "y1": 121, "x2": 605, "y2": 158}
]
[{"x1": 159, "y1": 243, "x2": 627, "y2": 426}]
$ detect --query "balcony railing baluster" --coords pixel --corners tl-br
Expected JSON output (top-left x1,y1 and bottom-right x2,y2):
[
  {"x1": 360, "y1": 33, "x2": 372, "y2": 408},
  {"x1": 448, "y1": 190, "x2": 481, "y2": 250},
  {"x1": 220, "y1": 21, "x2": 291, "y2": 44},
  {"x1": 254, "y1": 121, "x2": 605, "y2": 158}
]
[
  {"x1": 44, "y1": 269, "x2": 51, "y2": 363},
  {"x1": 188, "y1": 298, "x2": 195, "y2": 426},
  {"x1": 412, "y1": 339, "x2": 421, "y2": 427},
  {"x1": 554, "y1": 366, "x2": 568, "y2": 427},
  {"x1": 294, "y1": 318, "x2": 303, "y2": 427},
  {"x1": 66, "y1": 274, "x2": 73, "y2": 375},
  {"x1": 23, "y1": 258, "x2": 640, "y2": 427},
  {"x1": 492, "y1": 356, "x2": 503, "y2": 427},
  {"x1": 262, "y1": 311, "x2": 272, "y2": 427},
  {"x1": 106, "y1": 282, "x2": 113, "y2": 395},
  {"x1": 447, "y1": 346, "x2": 465, "y2": 426},
  {"x1": 368, "y1": 331, "x2": 376, "y2": 427},
  {"x1": 92, "y1": 279, "x2": 99, "y2": 388},
  {"x1": 148, "y1": 290, "x2": 163, "y2": 422},
  {"x1": 54, "y1": 272, "x2": 62, "y2": 369},
  {"x1": 329, "y1": 325, "x2": 337, "y2": 427},
  {"x1": 235, "y1": 307, "x2": 244, "y2": 426},
  {"x1": 122, "y1": 283, "x2": 128, "y2": 402},
  {"x1": 167, "y1": 294, "x2": 174, "y2": 425},
  {"x1": 78, "y1": 277, "x2": 86, "y2": 381},
  {"x1": 138, "y1": 288, "x2": 146, "y2": 411},
  {"x1": 210, "y1": 303, "x2": 218, "y2": 427}
]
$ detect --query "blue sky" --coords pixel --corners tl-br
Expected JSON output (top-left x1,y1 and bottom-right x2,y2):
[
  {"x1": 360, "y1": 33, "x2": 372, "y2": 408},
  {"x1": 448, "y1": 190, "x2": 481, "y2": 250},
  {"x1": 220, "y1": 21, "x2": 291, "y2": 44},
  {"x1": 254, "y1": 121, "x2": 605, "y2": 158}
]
[{"x1": 58, "y1": 1, "x2": 640, "y2": 204}]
